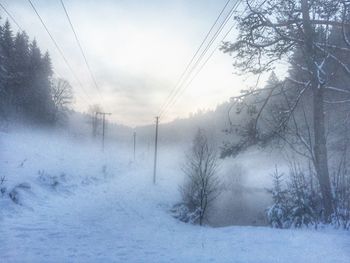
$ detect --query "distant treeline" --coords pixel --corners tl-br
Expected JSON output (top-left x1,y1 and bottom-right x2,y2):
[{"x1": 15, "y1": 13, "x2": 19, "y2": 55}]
[{"x1": 0, "y1": 18, "x2": 72, "y2": 124}]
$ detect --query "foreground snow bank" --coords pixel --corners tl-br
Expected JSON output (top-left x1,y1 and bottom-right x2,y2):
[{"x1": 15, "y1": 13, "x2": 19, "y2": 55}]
[{"x1": 0, "y1": 129, "x2": 349, "y2": 263}]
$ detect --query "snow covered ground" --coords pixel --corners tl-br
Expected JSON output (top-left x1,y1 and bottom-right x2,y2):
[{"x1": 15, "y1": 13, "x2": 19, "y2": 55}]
[{"x1": 1, "y1": 129, "x2": 349, "y2": 263}]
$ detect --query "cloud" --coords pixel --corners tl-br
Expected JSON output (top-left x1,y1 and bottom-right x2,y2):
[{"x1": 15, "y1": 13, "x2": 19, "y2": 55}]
[{"x1": 2, "y1": 0, "x2": 252, "y2": 126}]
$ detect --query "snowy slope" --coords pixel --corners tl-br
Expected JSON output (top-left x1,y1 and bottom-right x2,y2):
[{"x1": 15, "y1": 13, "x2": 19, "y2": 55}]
[{"x1": 0, "y1": 130, "x2": 349, "y2": 263}]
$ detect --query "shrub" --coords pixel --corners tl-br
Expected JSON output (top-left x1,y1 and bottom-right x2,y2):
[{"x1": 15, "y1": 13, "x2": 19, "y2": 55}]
[{"x1": 178, "y1": 129, "x2": 222, "y2": 225}]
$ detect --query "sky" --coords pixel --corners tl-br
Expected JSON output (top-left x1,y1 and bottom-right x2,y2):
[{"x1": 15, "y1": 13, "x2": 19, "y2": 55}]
[{"x1": 0, "y1": 0, "x2": 260, "y2": 127}]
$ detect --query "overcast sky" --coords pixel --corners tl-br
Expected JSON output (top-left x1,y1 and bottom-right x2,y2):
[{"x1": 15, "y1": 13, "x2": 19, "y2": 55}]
[{"x1": 1, "y1": 0, "x2": 258, "y2": 127}]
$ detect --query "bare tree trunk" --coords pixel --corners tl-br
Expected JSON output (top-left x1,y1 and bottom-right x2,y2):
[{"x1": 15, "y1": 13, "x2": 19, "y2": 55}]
[
  {"x1": 301, "y1": 0, "x2": 333, "y2": 220},
  {"x1": 313, "y1": 86, "x2": 334, "y2": 219}
]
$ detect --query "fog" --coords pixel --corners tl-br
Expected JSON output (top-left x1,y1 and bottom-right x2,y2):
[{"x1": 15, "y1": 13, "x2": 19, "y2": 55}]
[
  {"x1": 1, "y1": 105, "x2": 288, "y2": 228},
  {"x1": 1, "y1": 0, "x2": 350, "y2": 262}
]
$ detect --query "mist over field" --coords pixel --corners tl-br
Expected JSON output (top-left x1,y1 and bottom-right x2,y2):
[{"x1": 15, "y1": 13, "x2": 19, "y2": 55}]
[{"x1": 1, "y1": 0, "x2": 350, "y2": 262}]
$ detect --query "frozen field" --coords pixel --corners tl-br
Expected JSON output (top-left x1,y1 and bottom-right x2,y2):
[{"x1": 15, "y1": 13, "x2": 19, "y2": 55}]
[{"x1": 0, "y1": 130, "x2": 349, "y2": 263}]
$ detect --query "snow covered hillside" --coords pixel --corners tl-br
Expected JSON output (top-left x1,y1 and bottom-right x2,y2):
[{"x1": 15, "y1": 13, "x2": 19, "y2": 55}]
[{"x1": 1, "y1": 130, "x2": 349, "y2": 263}]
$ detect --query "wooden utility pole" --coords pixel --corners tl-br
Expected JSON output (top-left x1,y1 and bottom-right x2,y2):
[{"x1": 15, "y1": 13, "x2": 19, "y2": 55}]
[
  {"x1": 133, "y1": 131, "x2": 136, "y2": 161},
  {"x1": 92, "y1": 112, "x2": 98, "y2": 138},
  {"x1": 96, "y1": 112, "x2": 112, "y2": 152},
  {"x1": 153, "y1": 116, "x2": 159, "y2": 184}
]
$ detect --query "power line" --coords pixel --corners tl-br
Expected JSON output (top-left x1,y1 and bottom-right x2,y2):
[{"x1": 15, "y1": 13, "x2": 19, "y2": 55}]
[
  {"x1": 190, "y1": 0, "x2": 255, "y2": 83},
  {"x1": 27, "y1": 0, "x2": 93, "y2": 105},
  {"x1": 158, "y1": 0, "x2": 232, "y2": 116},
  {"x1": 161, "y1": 4, "x2": 243, "y2": 117},
  {"x1": 0, "y1": 2, "x2": 23, "y2": 31},
  {"x1": 159, "y1": 0, "x2": 241, "y2": 118},
  {"x1": 163, "y1": 26, "x2": 236, "y2": 115},
  {"x1": 59, "y1": 0, "x2": 103, "y2": 100},
  {"x1": 159, "y1": 0, "x2": 242, "y2": 118},
  {"x1": 162, "y1": 0, "x2": 262, "y2": 118},
  {"x1": 183, "y1": 0, "x2": 258, "y2": 94}
]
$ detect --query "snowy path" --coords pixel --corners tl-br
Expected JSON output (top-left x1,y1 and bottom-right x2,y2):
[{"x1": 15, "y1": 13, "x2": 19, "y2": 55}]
[{"x1": 1, "y1": 165, "x2": 350, "y2": 263}]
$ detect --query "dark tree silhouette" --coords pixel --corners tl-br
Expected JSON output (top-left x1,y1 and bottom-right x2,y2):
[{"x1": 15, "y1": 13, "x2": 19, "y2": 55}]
[{"x1": 0, "y1": 18, "x2": 69, "y2": 124}]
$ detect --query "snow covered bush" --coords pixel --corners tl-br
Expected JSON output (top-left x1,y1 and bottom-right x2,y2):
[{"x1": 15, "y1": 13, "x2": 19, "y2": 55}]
[
  {"x1": 331, "y1": 167, "x2": 350, "y2": 230},
  {"x1": 171, "y1": 203, "x2": 201, "y2": 224},
  {"x1": 268, "y1": 161, "x2": 350, "y2": 230},
  {"x1": 332, "y1": 208, "x2": 350, "y2": 230},
  {"x1": 8, "y1": 183, "x2": 31, "y2": 205},
  {"x1": 287, "y1": 165, "x2": 319, "y2": 228},
  {"x1": 178, "y1": 129, "x2": 222, "y2": 225},
  {"x1": 267, "y1": 169, "x2": 290, "y2": 228},
  {"x1": 267, "y1": 165, "x2": 320, "y2": 229},
  {"x1": 38, "y1": 170, "x2": 67, "y2": 190},
  {"x1": 0, "y1": 176, "x2": 6, "y2": 197}
]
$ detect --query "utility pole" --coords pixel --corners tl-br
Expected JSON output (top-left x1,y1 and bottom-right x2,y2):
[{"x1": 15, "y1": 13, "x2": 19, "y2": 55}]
[
  {"x1": 92, "y1": 111, "x2": 98, "y2": 138},
  {"x1": 96, "y1": 112, "x2": 112, "y2": 152},
  {"x1": 153, "y1": 116, "x2": 159, "y2": 184},
  {"x1": 133, "y1": 131, "x2": 136, "y2": 161}
]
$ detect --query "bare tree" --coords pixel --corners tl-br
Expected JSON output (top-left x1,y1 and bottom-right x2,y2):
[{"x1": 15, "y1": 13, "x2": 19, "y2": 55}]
[
  {"x1": 221, "y1": 0, "x2": 350, "y2": 220},
  {"x1": 180, "y1": 129, "x2": 221, "y2": 225},
  {"x1": 51, "y1": 78, "x2": 73, "y2": 121}
]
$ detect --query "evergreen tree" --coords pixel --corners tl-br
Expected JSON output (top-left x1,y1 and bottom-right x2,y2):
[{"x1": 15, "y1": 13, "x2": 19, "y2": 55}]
[
  {"x1": 287, "y1": 167, "x2": 317, "y2": 227},
  {"x1": 1, "y1": 20, "x2": 14, "y2": 58},
  {"x1": 267, "y1": 169, "x2": 290, "y2": 228},
  {"x1": 13, "y1": 31, "x2": 30, "y2": 110},
  {"x1": 25, "y1": 39, "x2": 54, "y2": 123},
  {"x1": 0, "y1": 21, "x2": 5, "y2": 117},
  {"x1": 0, "y1": 20, "x2": 14, "y2": 109},
  {"x1": 0, "y1": 18, "x2": 58, "y2": 124}
]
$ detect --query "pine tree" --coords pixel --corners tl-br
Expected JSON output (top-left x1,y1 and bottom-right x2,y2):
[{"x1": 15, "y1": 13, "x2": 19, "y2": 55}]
[
  {"x1": 0, "y1": 21, "x2": 5, "y2": 117},
  {"x1": 0, "y1": 19, "x2": 58, "y2": 124},
  {"x1": 287, "y1": 167, "x2": 317, "y2": 228},
  {"x1": 26, "y1": 39, "x2": 54, "y2": 122},
  {"x1": 267, "y1": 168, "x2": 290, "y2": 228},
  {"x1": 1, "y1": 20, "x2": 14, "y2": 58},
  {"x1": 40, "y1": 51, "x2": 54, "y2": 122},
  {"x1": 0, "y1": 20, "x2": 14, "y2": 110},
  {"x1": 13, "y1": 31, "x2": 30, "y2": 110}
]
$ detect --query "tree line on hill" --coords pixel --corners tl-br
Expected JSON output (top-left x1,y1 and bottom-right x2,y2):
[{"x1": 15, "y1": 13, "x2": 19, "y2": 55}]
[{"x1": 0, "y1": 18, "x2": 73, "y2": 125}]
